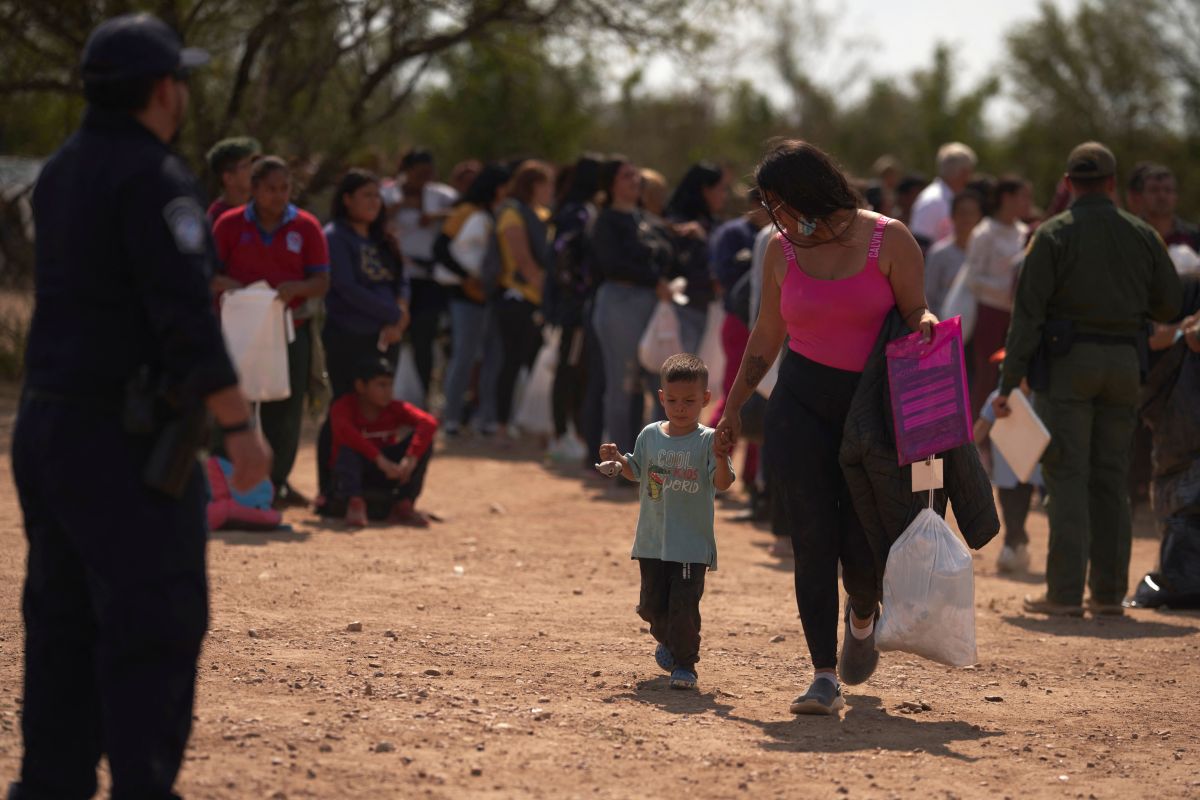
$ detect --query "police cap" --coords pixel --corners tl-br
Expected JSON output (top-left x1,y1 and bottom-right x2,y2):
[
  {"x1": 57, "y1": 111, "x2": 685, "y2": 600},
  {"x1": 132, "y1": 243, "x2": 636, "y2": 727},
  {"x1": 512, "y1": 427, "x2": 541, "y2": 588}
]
[
  {"x1": 81, "y1": 13, "x2": 210, "y2": 84},
  {"x1": 1066, "y1": 141, "x2": 1116, "y2": 180}
]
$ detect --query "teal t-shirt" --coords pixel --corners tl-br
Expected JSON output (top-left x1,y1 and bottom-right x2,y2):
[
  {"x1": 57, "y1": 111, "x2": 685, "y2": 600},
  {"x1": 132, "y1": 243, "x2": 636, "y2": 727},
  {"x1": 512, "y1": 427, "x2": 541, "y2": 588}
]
[{"x1": 626, "y1": 422, "x2": 731, "y2": 570}]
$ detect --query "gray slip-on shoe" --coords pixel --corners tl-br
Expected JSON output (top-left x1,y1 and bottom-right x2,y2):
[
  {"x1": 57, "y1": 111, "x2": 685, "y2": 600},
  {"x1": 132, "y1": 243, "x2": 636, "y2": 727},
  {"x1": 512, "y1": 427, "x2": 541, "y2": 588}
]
[
  {"x1": 789, "y1": 677, "x2": 845, "y2": 716},
  {"x1": 837, "y1": 605, "x2": 880, "y2": 686}
]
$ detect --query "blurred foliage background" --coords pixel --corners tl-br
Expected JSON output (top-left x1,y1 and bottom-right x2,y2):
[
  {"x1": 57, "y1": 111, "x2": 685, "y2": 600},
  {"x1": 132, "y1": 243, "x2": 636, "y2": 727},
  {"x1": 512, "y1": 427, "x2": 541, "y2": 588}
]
[{"x1": 5, "y1": 0, "x2": 1200, "y2": 285}]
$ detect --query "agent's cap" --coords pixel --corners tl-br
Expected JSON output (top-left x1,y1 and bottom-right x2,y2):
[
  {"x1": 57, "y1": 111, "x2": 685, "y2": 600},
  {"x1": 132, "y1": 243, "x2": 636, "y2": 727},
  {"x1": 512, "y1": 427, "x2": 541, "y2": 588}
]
[
  {"x1": 1066, "y1": 142, "x2": 1116, "y2": 180},
  {"x1": 81, "y1": 13, "x2": 209, "y2": 84}
]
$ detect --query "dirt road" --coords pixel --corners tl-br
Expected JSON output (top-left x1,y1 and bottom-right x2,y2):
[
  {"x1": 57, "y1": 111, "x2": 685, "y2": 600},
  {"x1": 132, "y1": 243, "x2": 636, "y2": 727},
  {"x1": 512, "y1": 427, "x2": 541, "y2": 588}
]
[{"x1": 0, "y1": 404, "x2": 1197, "y2": 799}]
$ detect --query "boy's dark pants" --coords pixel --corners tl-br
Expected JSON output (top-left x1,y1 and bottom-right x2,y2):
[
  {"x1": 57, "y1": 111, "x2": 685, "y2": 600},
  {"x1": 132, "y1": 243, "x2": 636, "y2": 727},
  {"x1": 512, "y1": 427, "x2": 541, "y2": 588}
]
[
  {"x1": 334, "y1": 436, "x2": 431, "y2": 502},
  {"x1": 636, "y1": 558, "x2": 706, "y2": 672}
]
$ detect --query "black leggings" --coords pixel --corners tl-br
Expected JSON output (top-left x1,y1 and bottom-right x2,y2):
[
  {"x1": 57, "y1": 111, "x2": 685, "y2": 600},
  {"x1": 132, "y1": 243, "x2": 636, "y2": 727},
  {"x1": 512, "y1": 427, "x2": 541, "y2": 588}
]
[
  {"x1": 552, "y1": 324, "x2": 586, "y2": 437},
  {"x1": 999, "y1": 483, "x2": 1034, "y2": 547},
  {"x1": 495, "y1": 296, "x2": 542, "y2": 424},
  {"x1": 764, "y1": 350, "x2": 880, "y2": 670}
]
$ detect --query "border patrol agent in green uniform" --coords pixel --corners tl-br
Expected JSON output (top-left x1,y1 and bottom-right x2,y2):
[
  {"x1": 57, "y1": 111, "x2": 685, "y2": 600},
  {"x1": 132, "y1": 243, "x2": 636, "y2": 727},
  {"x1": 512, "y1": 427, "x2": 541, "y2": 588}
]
[{"x1": 996, "y1": 142, "x2": 1182, "y2": 617}]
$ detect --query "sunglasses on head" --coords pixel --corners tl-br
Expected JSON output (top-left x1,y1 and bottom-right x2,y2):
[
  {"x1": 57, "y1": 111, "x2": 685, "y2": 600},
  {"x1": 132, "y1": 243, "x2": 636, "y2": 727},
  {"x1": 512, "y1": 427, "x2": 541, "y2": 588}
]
[{"x1": 761, "y1": 199, "x2": 817, "y2": 239}]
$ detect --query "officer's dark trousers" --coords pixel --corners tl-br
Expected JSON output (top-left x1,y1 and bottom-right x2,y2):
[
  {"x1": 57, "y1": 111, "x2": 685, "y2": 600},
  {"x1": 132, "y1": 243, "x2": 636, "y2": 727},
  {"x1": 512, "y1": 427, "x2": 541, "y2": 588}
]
[
  {"x1": 764, "y1": 351, "x2": 880, "y2": 670},
  {"x1": 636, "y1": 559, "x2": 706, "y2": 672},
  {"x1": 1036, "y1": 343, "x2": 1140, "y2": 606},
  {"x1": 261, "y1": 321, "x2": 312, "y2": 489},
  {"x1": 11, "y1": 399, "x2": 207, "y2": 800}
]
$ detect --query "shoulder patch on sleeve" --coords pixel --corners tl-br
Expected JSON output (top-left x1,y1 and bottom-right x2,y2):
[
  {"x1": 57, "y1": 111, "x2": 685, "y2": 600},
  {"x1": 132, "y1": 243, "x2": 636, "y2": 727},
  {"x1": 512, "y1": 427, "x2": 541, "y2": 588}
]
[{"x1": 163, "y1": 196, "x2": 207, "y2": 255}]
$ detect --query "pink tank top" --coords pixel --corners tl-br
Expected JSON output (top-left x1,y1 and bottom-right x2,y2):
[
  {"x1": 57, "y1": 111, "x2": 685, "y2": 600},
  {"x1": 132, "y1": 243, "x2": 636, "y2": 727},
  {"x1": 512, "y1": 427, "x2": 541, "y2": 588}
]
[{"x1": 778, "y1": 215, "x2": 895, "y2": 373}]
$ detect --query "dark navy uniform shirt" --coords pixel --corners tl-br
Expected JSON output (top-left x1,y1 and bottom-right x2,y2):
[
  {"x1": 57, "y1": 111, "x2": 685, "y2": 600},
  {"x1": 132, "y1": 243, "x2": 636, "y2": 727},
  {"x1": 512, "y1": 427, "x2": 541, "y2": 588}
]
[{"x1": 25, "y1": 107, "x2": 237, "y2": 402}]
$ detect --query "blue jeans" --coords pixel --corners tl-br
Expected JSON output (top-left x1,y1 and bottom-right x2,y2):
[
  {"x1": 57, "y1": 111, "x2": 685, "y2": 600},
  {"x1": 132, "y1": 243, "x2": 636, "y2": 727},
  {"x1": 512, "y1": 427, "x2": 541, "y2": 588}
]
[
  {"x1": 475, "y1": 307, "x2": 502, "y2": 429},
  {"x1": 593, "y1": 283, "x2": 659, "y2": 454},
  {"x1": 677, "y1": 304, "x2": 707, "y2": 355},
  {"x1": 442, "y1": 299, "x2": 489, "y2": 427}
]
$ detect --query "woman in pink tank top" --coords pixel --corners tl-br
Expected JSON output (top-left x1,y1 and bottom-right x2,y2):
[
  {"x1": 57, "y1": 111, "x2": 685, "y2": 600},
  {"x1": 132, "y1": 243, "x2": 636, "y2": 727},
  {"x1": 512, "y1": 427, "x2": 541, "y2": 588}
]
[{"x1": 715, "y1": 140, "x2": 938, "y2": 716}]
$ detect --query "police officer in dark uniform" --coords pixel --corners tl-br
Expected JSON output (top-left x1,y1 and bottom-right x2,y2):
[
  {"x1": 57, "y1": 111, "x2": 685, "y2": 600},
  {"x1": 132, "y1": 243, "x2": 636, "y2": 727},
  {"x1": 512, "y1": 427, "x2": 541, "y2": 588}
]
[
  {"x1": 995, "y1": 142, "x2": 1182, "y2": 618},
  {"x1": 9, "y1": 14, "x2": 271, "y2": 800}
]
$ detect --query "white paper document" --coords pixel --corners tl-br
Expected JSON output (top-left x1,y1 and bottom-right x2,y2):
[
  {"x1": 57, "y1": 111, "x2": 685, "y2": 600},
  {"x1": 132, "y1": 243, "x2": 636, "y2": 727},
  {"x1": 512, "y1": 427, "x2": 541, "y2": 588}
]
[{"x1": 990, "y1": 391, "x2": 1051, "y2": 484}]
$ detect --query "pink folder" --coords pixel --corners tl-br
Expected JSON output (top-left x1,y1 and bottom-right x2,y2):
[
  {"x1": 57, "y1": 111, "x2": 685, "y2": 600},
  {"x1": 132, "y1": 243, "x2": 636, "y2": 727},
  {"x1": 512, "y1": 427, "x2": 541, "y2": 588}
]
[{"x1": 885, "y1": 316, "x2": 974, "y2": 466}]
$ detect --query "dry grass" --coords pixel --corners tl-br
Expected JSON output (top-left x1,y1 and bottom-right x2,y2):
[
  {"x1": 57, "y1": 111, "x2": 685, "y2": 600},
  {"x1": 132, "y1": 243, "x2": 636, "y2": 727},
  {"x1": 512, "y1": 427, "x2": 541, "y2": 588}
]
[{"x1": 0, "y1": 290, "x2": 31, "y2": 381}]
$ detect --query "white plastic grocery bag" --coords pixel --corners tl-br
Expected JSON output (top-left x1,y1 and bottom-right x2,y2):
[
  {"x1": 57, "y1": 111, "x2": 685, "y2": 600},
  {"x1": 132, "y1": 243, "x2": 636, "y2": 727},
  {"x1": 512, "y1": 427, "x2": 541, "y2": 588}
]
[
  {"x1": 940, "y1": 268, "x2": 978, "y2": 342},
  {"x1": 698, "y1": 302, "x2": 726, "y2": 385},
  {"x1": 876, "y1": 508, "x2": 978, "y2": 667},
  {"x1": 220, "y1": 281, "x2": 293, "y2": 402},
  {"x1": 514, "y1": 327, "x2": 560, "y2": 435},
  {"x1": 392, "y1": 344, "x2": 426, "y2": 407},
  {"x1": 638, "y1": 300, "x2": 684, "y2": 373}
]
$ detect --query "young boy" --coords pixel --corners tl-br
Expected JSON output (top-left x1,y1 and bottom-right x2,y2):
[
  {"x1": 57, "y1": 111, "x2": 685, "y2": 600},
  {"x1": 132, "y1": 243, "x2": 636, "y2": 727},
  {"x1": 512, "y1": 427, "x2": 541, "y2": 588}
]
[
  {"x1": 205, "y1": 136, "x2": 260, "y2": 225},
  {"x1": 599, "y1": 354, "x2": 735, "y2": 690},
  {"x1": 329, "y1": 357, "x2": 439, "y2": 528}
]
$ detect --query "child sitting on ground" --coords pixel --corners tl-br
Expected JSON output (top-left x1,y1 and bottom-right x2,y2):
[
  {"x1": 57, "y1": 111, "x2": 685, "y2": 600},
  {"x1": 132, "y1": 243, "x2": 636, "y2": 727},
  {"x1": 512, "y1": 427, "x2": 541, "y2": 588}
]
[
  {"x1": 328, "y1": 357, "x2": 439, "y2": 528},
  {"x1": 598, "y1": 353, "x2": 735, "y2": 690}
]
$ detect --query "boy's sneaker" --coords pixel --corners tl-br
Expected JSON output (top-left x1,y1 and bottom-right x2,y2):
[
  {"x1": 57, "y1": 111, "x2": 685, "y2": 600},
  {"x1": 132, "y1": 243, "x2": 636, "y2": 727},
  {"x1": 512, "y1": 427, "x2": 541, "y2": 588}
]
[
  {"x1": 997, "y1": 544, "x2": 1030, "y2": 574},
  {"x1": 669, "y1": 668, "x2": 697, "y2": 690},
  {"x1": 442, "y1": 421, "x2": 462, "y2": 439},
  {"x1": 344, "y1": 497, "x2": 368, "y2": 529},
  {"x1": 654, "y1": 643, "x2": 677, "y2": 673},
  {"x1": 789, "y1": 677, "x2": 845, "y2": 715},
  {"x1": 387, "y1": 499, "x2": 430, "y2": 528}
]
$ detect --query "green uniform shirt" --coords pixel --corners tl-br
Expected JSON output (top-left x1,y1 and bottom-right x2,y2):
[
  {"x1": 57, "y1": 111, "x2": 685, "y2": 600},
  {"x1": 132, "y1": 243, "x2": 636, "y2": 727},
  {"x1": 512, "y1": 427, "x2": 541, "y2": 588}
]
[{"x1": 1000, "y1": 194, "x2": 1183, "y2": 393}]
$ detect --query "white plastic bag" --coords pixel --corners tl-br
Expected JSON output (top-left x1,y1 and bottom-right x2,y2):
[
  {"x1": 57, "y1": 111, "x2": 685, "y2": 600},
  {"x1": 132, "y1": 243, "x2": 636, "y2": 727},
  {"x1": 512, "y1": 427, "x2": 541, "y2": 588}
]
[
  {"x1": 1169, "y1": 243, "x2": 1200, "y2": 275},
  {"x1": 392, "y1": 344, "x2": 426, "y2": 407},
  {"x1": 756, "y1": 353, "x2": 781, "y2": 399},
  {"x1": 876, "y1": 508, "x2": 978, "y2": 667},
  {"x1": 940, "y1": 268, "x2": 977, "y2": 342},
  {"x1": 638, "y1": 300, "x2": 684, "y2": 373},
  {"x1": 698, "y1": 302, "x2": 726, "y2": 385},
  {"x1": 514, "y1": 327, "x2": 559, "y2": 435},
  {"x1": 220, "y1": 281, "x2": 293, "y2": 402}
]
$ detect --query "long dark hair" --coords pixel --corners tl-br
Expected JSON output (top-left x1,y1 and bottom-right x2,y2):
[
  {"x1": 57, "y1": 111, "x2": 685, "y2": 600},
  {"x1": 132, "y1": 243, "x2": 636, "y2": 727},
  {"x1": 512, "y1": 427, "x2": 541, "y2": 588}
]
[
  {"x1": 665, "y1": 161, "x2": 724, "y2": 224},
  {"x1": 754, "y1": 139, "x2": 859, "y2": 248},
  {"x1": 558, "y1": 154, "x2": 602, "y2": 209},
  {"x1": 597, "y1": 155, "x2": 631, "y2": 209},
  {"x1": 331, "y1": 168, "x2": 389, "y2": 243},
  {"x1": 459, "y1": 163, "x2": 511, "y2": 209}
]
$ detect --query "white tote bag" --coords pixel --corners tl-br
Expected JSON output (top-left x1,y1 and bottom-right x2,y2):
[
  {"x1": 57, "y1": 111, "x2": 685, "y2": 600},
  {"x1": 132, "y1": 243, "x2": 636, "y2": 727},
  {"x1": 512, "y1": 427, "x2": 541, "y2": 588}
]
[
  {"x1": 876, "y1": 508, "x2": 978, "y2": 667},
  {"x1": 698, "y1": 302, "x2": 726, "y2": 385},
  {"x1": 220, "y1": 281, "x2": 293, "y2": 402},
  {"x1": 638, "y1": 300, "x2": 684, "y2": 373},
  {"x1": 514, "y1": 327, "x2": 560, "y2": 435}
]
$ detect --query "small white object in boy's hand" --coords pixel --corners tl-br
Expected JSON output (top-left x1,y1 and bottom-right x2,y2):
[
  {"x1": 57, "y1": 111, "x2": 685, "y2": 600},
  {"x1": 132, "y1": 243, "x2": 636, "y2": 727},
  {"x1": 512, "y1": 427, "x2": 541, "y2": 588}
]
[{"x1": 595, "y1": 461, "x2": 623, "y2": 478}]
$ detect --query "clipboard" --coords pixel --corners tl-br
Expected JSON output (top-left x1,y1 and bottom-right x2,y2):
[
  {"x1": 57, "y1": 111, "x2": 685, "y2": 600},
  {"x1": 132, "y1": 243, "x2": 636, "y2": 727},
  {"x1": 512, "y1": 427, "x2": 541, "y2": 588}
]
[{"x1": 990, "y1": 390, "x2": 1050, "y2": 484}]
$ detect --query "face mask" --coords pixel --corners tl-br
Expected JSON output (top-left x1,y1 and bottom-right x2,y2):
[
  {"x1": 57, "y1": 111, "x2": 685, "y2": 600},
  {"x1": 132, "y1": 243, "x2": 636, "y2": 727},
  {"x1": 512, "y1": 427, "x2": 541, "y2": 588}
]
[{"x1": 796, "y1": 216, "x2": 817, "y2": 237}]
